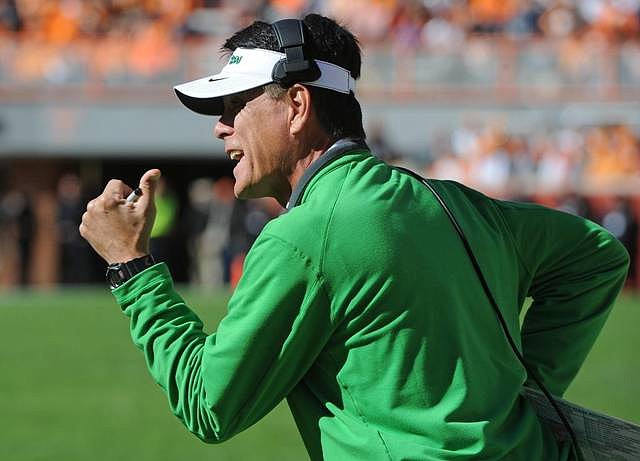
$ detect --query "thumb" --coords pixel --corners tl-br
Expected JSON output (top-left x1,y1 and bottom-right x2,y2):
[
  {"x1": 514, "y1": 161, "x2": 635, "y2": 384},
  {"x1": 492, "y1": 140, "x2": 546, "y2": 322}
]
[{"x1": 138, "y1": 168, "x2": 162, "y2": 204}]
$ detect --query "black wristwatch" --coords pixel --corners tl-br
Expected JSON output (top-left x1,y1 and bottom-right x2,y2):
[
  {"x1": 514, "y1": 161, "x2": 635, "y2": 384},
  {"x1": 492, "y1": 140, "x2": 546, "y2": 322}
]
[{"x1": 106, "y1": 254, "x2": 156, "y2": 289}]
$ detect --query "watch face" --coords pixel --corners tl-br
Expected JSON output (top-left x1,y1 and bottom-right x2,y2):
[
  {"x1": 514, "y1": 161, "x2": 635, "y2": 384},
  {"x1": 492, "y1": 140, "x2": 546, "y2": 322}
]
[
  {"x1": 106, "y1": 256, "x2": 155, "y2": 289},
  {"x1": 107, "y1": 263, "x2": 125, "y2": 288},
  {"x1": 106, "y1": 255, "x2": 155, "y2": 290}
]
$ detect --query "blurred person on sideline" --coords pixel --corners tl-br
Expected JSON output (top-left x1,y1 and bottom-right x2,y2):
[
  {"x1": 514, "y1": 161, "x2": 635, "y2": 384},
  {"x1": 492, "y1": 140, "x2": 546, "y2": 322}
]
[
  {"x1": 600, "y1": 197, "x2": 638, "y2": 287},
  {"x1": 367, "y1": 119, "x2": 401, "y2": 163},
  {"x1": 227, "y1": 196, "x2": 283, "y2": 287},
  {"x1": 184, "y1": 177, "x2": 215, "y2": 286},
  {"x1": 80, "y1": 14, "x2": 629, "y2": 460},
  {"x1": 149, "y1": 176, "x2": 178, "y2": 267},
  {"x1": 0, "y1": 188, "x2": 33, "y2": 285},
  {"x1": 185, "y1": 177, "x2": 235, "y2": 287},
  {"x1": 57, "y1": 173, "x2": 93, "y2": 284}
]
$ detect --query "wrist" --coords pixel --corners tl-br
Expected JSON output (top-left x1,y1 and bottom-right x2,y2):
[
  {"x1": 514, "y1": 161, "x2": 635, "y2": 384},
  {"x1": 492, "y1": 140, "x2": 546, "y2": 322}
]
[
  {"x1": 106, "y1": 250, "x2": 149, "y2": 266},
  {"x1": 106, "y1": 254, "x2": 156, "y2": 289}
]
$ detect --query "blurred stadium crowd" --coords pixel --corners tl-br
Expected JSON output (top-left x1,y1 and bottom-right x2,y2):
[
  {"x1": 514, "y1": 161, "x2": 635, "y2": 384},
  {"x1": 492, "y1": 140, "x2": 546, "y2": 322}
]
[
  {"x1": 2, "y1": 0, "x2": 640, "y2": 83},
  {"x1": 424, "y1": 121, "x2": 639, "y2": 195},
  {"x1": 2, "y1": 0, "x2": 639, "y2": 45},
  {"x1": 0, "y1": 0, "x2": 638, "y2": 288}
]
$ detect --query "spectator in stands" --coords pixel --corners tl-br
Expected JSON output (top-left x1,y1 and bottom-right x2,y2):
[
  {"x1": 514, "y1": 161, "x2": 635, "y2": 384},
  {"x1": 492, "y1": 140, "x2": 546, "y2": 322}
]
[
  {"x1": 389, "y1": 1, "x2": 429, "y2": 52},
  {"x1": 0, "y1": 0, "x2": 22, "y2": 33},
  {"x1": 584, "y1": 124, "x2": 640, "y2": 186},
  {"x1": 3, "y1": 0, "x2": 640, "y2": 86},
  {"x1": 468, "y1": 0, "x2": 520, "y2": 34},
  {"x1": 465, "y1": 121, "x2": 512, "y2": 196},
  {"x1": 422, "y1": 4, "x2": 466, "y2": 50}
]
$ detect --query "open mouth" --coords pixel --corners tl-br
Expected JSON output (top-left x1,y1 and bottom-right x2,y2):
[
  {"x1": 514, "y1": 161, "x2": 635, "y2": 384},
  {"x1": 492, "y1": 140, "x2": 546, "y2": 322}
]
[{"x1": 228, "y1": 150, "x2": 244, "y2": 161}]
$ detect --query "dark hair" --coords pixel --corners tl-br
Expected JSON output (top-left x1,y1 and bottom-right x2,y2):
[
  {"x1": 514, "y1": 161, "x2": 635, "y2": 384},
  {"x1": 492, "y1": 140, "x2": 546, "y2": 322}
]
[{"x1": 222, "y1": 14, "x2": 366, "y2": 141}]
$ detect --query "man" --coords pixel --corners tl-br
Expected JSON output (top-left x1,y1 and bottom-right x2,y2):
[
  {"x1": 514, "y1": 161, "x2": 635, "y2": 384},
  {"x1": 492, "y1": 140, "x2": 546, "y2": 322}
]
[{"x1": 80, "y1": 14, "x2": 629, "y2": 460}]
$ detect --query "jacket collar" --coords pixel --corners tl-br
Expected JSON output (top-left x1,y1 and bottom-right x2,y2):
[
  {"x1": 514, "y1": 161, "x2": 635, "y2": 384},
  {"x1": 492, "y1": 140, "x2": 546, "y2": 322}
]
[{"x1": 286, "y1": 138, "x2": 369, "y2": 210}]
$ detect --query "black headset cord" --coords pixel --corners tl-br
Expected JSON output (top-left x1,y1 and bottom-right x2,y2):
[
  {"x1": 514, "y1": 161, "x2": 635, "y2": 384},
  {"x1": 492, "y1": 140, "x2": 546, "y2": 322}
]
[{"x1": 396, "y1": 167, "x2": 584, "y2": 461}]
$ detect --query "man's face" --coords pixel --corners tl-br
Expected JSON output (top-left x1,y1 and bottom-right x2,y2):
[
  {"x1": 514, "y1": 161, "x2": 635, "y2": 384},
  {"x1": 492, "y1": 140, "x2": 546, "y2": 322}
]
[{"x1": 215, "y1": 87, "x2": 293, "y2": 202}]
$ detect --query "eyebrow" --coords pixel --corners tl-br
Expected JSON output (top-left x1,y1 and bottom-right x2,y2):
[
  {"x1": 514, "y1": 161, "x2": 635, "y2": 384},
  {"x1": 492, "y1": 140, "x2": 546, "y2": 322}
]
[{"x1": 223, "y1": 87, "x2": 266, "y2": 110}]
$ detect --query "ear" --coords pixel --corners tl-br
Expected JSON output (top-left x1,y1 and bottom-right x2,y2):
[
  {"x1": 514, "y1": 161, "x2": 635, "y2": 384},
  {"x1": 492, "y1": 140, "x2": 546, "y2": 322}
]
[{"x1": 287, "y1": 84, "x2": 313, "y2": 136}]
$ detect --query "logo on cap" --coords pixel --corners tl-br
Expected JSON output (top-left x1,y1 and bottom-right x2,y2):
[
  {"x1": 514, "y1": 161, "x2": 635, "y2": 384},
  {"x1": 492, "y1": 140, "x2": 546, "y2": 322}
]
[{"x1": 229, "y1": 55, "x2": 243, "y2": 65}]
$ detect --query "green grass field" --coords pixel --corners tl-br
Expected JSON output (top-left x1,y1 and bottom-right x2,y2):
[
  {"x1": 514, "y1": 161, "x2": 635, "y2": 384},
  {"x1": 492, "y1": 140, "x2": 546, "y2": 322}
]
[{"x1": 1, "y1": 288, "x2": 638, "y2": 461}]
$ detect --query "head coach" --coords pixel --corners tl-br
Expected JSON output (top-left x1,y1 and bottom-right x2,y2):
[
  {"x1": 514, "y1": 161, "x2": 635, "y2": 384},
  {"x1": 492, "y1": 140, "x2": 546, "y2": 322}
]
[{"x1": 80, "y1": 13, "x2": 629, "y2": 460}]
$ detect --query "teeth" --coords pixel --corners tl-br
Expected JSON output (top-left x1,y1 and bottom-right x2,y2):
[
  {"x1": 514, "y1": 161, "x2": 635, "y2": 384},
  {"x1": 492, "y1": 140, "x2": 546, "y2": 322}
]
[{"x1": 229, "y1": 150, "x2": 243, "y2": 161}]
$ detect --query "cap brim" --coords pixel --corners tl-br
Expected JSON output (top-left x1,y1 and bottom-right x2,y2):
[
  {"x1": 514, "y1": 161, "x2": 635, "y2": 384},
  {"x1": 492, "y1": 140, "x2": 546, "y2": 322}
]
[{"x1": 174, "y1": 73, "x2": 272, "y2": 116}]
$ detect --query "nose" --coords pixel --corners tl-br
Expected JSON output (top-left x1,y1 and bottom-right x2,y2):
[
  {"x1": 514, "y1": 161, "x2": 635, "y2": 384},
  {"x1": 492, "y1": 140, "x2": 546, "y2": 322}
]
[{"x1": 214, "y1": 115, "x2": 234, "y2": 139}]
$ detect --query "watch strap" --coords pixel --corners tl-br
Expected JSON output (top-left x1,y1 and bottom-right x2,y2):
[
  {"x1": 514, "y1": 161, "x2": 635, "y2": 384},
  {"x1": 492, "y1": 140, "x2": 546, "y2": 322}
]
[{"x1": 107, "y1": 254, "x2": 156, "y2": 289}]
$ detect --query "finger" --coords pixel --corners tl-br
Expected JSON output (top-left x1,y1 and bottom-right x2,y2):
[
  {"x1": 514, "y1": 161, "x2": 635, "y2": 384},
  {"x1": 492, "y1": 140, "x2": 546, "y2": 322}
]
[
  {"x1": 137, "y1": 169, "x2": 162, "y2": 206},
  {"x1": 96, "y1": 195, "x2": 108, "y2": 209},
  {"x1": 79, "y1": 212, "x2": 89, "y2": 237},
  {"x1": 98, "y1": 189, "x2": 126, "y2": 210},
  {"x1": 102, "y1": 194, "x2": 125, "y2": 210},
  {"x1": 87, "y1": 200, "x2": 96, "y2": 210},
  {"x1": 103, "y1": 179, "x2": 133, "y2": 202}
]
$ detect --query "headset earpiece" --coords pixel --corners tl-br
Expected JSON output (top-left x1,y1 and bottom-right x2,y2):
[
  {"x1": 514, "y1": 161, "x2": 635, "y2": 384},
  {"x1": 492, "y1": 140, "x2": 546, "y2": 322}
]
[{"x1": 271, "y1": 19, "x2": 321, "y2": 87}]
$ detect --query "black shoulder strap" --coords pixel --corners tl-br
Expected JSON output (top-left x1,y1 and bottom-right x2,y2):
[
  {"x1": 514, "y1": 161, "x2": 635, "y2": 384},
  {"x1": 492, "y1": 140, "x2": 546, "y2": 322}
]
[{"x1": 394, "y1": 165, "x2": 584, "y2": 461}]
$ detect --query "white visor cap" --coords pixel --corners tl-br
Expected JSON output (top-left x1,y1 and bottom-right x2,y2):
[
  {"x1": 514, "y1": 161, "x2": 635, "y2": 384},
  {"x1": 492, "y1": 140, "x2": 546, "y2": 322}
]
[{"x1": 174, "y1": 47, "x2": 356, "y2": 116}]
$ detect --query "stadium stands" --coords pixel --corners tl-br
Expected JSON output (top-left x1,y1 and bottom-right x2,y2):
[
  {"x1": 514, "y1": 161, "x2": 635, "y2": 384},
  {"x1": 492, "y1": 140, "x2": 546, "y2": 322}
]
[{"x1": 0, "y1": 0, "x2": 638, "y2": 286}]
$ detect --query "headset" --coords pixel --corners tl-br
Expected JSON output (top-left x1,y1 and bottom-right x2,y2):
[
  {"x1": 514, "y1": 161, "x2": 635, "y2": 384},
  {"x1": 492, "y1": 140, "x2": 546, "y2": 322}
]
[{"x1": 271, "y1": 19, "x2": 321, "y2": 87}]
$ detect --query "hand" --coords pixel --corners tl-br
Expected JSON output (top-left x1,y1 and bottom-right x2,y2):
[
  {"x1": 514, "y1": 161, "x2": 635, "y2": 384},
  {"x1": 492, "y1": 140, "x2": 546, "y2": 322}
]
[{"x1": 79, "y1": 169, "x2": 162, "y2": 264}]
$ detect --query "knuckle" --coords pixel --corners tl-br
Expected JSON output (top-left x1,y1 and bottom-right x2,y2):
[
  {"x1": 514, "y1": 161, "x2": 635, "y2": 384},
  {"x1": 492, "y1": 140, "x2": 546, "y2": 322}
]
[
  {"x1": 105, "y1": 179, "x2": 125, "y2": 195},
  {"x1": 103, "y1": 196, "x2": 119, "y2": 209}
]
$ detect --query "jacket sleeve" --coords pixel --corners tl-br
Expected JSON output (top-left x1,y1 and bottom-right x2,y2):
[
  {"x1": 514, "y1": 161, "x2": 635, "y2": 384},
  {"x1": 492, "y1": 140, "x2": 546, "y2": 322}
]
[
  {"x1": 112, "y1": 233, "x2": 333, "y2": 443},
  {"x1": 498, "y1": 201, "x2": 629, "y2": 396}
]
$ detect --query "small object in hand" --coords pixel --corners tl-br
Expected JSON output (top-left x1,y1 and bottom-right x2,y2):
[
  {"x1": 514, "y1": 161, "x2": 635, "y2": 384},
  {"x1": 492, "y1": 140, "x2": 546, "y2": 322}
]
[{"x1": 126, "y1": 188, "x2": 143, "y2": 203}]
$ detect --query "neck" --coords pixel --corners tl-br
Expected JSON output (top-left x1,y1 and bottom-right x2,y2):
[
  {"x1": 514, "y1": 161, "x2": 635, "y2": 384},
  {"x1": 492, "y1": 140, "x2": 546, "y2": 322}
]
[
  {"x1": 289, "y1": 146, "x2": 326, "y2": 189},
  {"x1": 281, "y1": 134, "x2": 332, "y2": 207}
]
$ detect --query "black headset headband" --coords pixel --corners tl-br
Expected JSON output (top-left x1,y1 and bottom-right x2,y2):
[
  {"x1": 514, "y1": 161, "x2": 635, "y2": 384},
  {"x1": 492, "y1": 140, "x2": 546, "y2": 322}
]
[{"x1": 271, "y1": 19, "x2": 321, "y2": 87}]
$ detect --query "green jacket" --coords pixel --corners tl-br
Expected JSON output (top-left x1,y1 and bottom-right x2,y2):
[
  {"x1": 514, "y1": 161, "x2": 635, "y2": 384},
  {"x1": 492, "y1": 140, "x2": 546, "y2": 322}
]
[{"x1": 113, "y1": 149, "x2": 629, "y2": 460}]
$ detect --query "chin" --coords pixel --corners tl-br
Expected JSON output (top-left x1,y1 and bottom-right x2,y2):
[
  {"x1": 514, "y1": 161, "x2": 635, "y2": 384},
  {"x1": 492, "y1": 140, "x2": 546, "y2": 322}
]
[
  {"x1": 235, "y1": 185, "x2": 258, "y2": 200},
  {"x1": 237, "y1": 187, "x2": 279, "y2": 202}
]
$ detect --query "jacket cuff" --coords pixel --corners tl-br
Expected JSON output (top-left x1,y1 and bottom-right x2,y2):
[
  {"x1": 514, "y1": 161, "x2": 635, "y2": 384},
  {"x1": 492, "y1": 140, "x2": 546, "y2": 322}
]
[{"x1": 111, "y1": 262, "x2": 172, "y2": 308}]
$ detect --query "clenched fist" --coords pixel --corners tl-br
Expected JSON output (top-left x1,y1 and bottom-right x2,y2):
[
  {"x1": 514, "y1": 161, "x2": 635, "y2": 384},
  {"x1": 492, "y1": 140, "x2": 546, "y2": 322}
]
[{"x1": 80, "y1": 169, "x2": 161, "y2": 264}]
